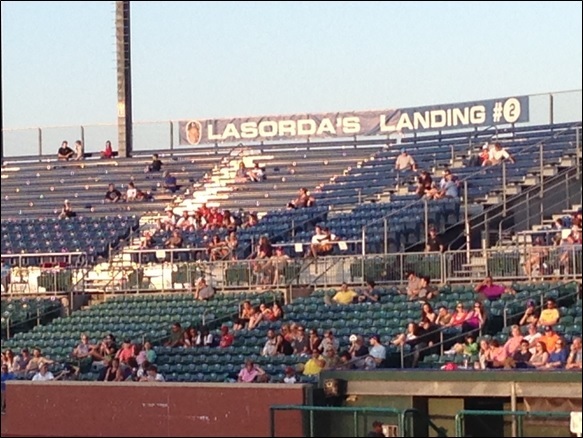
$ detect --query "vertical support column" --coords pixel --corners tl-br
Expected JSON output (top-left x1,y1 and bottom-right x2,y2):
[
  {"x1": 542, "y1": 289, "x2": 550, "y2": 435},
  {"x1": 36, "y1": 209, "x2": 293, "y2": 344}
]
[{"x1": 116, "y1": 1, "x2": 133, "y2": 157}]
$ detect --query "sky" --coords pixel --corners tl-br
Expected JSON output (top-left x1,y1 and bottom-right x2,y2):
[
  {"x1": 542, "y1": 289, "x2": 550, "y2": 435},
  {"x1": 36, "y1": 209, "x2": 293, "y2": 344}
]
[{"x1": 1, "y1": 1, "x2": 582, "y2": 154}]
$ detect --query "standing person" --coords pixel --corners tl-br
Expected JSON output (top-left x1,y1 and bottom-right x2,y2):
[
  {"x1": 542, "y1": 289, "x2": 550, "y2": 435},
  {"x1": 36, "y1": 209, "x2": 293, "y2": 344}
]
[
  {"x1": 395, "y1": 148, "x2": 416, "y2": 172},
  {"x1": 58, "y1": 200, "x2": 77, "y2": 219}
]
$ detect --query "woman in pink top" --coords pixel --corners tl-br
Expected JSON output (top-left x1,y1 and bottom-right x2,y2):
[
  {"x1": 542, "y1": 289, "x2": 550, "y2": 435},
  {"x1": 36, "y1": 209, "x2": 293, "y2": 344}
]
[
  {"x1": 448, "y1": 303, "x2": 468, "y2": 327},
  {"x1": 463, "y1": 302, "x2": 486, "y2": 332},
  {"x1": 503, "y1": 325, "x2": 524, "y2": 356}
]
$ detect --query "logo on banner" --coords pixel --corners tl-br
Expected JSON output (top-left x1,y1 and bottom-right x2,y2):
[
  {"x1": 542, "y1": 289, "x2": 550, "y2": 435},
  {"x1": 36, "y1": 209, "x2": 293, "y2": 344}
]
[{"x1": 185, "y1": 120, "x2": 202, "y2": 145}]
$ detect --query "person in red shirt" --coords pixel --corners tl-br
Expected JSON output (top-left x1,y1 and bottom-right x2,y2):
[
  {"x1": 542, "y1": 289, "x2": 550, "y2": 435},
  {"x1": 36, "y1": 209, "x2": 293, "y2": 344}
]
[{"x1": 219, "y1": 326, "x2": 234, "y2": 348}]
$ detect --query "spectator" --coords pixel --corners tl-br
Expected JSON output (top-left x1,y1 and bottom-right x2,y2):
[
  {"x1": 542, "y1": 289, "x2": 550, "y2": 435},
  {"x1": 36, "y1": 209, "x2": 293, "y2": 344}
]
[
  {"x1": 292, "y1": 326, "x2": 310, "y2": 356},
  {"x1": 195, "y1": 278, "x2": 215, "y2": 301},
  {"x1": 529, "y1": 341, "x2": 549, "y2": 369},
  {"x1": 248, "y1": 162, "x2": 265, "y2": 182},
  {"x1": 182, "y1": 327, "x2": 197, "y2": 347},
  {"x1": 319, "y1": 330, "x2": 339, "y2": 354},
  {"x1": 435, "y1": 306, "x2": 452, "y2": 326},
  {"x1": 420, "y1": 302, "x2": 437, "y2": 324},
  {"x1": 435, "y1": 169, "x2": 459, "y2": 199},
  {"x1": 238, "y1": 359, "x2": 268, "y2": 383},
  {"x1": 538, "y1": 298, "x2": 560, "y2": 327},
  {"x1": 261, "y1": 330, "x2": 278, "y2": 357},
  {"x1": 417, "y1": 276, "x2": 437, "y2": 301},
  {"x1": 164, "y1": 229, "x2": 183, "y2": 249},
  {"x1": 57, "y1": 141, "x2": 75, "y2": 161},
  {"x1": 395, "y1": 148, "x2": 416, "y2": 172},
  {"x1": 26, "y1": 348, "x2": 53, "y2": 374},
  {"x1": 544, "y1": 338, "x2": 569, "y2": 369},
  {"x1": 462, "y1": 302, "x2": 486, "y2": 333},
  {"x1": 100, "y1": 140, "x2": 114, "y2": 159},
  {"x1": 164, "y1": 322, "x2": 183, "y2": 348},
  {"x1": 426, "y1": 227, "x2": 445, "y2": 253},
  {"x1": 483, "y1": 142, "x2": 515, "y2": 166},
  {"x1": 226, "y1": 231, "x2": 239, "y2": 260},
  {"x1": 195, "y1": 327, "x2": 214, "y2": 347},
  {"x1": 276, "y1": 334, "x2": 294, "y2": 356},
  {"x1": 247, "y1": 308, "x2": 263, "y2": 330},
  {"x1": 176, "y1": 210, "x2": 194, "y2": 233},
  {"x1": 2, "y1": 350, "x2": 16, "y2": 373},
  {"x1": 404, "y1": 271, "x2": 422, "y2": 300},
  {"x1": 523, "y1": 323, "x2": 542, "y2": 354},
  {"x1": 283, "y1": 367, "x2": 297, "y2": 384},
  {"x1": 102, "y1": 358, "x2": 124, "y2": 382},
  {"x1": 539, "y1": 325, "x2": 560, "y2": 353},
  {"x1": 162, "y1": 171, "x2": 179, "y2": 193},
  {"x1": 366, "y1": 335, "x2": 386, "y2": 369},
  {"x1": 143, "y1": 341, "x2": 157, "y2": 364},
  {"x1": 235, "y1": 161, "x2": 248, "y2": 183},
  {"x1": 126, "y1": 181, "x2": 138, "y2": 201},
  {"x1": 524, "y1": 237, "x2": 549, "y2": 276},
  {"x1": 115, "y1": 339, "x2": 135, "y2": 365},
  {"x1": 1, "y1": 363, "x2": 15, "y2": 413},
  {"x1": 367, "y1": 421, "x2": 387, "y2": 438},
  {"x1": 89, "y1": 334, "x2": 117, "y2": 363},
  {"x1": 322, "y1": 348, "x2": 340, "y2": 369},
  {"x1": 503, "y1": 325, "x2": 524, "y2": 357},
  {"x1": 303, "y1": 349, "x2": 325, "y2": 376},
  {"x1": 208, "y1": 234, "x2": 228, "y2": 261},
  {"x1": 357, "y1": 280, "x2": 380, "y2": 303},
  {"x1": 32, "y1": 363, "x2": 55, "y2": 382},
  {"x1": 310, "y1": 226, "x2": 337, "y2": 258},
  {"x1": 58, "y1": 199, "x2": 77, "y2": 219},
  {"x1": 219, "y1": 326, "x2": 234, "y2": 348},
  {"x1": 348, "y1": 335, "x2": 369, "y2": 363},
  {"x1": 415, "y1": 170, "x2": 433, "y2": 198},
  {"x1": 233, "y1": 301, "x2": 253, "y2": 331},
  {"x1": 484, "y1": 339, "x2": 507, "y2": 369},
  {"x1": 287, "y1": 187, "x2": 315, "y2": 210},
  {"x1": 512, "y1": 340, "x2": 533, "y2": 369},
  {"x1": 474, "y1": 275, "x2": 513, "y2": 301},
  {"x1": 146, "y1": 153, "x2": 163, "y2": 172},
  {"x1": 308, "y1": 329, "x2": 322, "y2": 352},
  {"x1": 331, "y1": 283, "x2": 358, "y2": 305},
  {"x1": 105, "y1": 183, "x2": 122, "y2": 203},
  {"x1": 519, "y1": 300, "x2": 540, "y2": 326},
  {"x1": 566, "y1": 337, "x2": 582, "y2": 370},
  {"x1": 267, "y1": 247, "x2": 290, "y2": 285},
  {"x1": 448, "y1": 303, "x2": 468, "y2": 327},
  {"x1": 71, "y1": 333, "x2": 94, "y2": 374},
  {"x1": 73, "y1": 140, "x2": 84, "y2": 161},
  {"x1": 140, "y1": 364, "x2": 164, "y2": 382}
]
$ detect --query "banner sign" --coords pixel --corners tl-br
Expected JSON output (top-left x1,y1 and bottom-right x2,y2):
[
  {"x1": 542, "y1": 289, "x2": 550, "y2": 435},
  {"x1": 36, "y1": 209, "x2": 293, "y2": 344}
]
[{"x1": 178, "y1": 95, "x2": 529, "y2": 145}]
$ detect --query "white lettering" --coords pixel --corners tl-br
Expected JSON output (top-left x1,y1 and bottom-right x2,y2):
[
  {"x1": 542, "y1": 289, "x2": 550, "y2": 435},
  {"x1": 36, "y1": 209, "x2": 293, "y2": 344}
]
[
  {"x1": 240, "y1": 122, "x2": 258, "y2": 139},
  {"x1": 278, "y1": 120, "x2": 296, "y2": 137},
  {"x1": 452, "y1": 108, "x2": 469, "y2": 126},
  {"x1": 342, "y1": 116, "x2": 360, "y2": 134},
  {"x1": 316, "y1": 118, "x2": 335, "y2": 136},
  {"x1": 396, "y1": 113, "x2": 414, "y2": 131},
  {"x1": 297, "y1": 119, "x2": 317, "y2": 136},
  {"x1": 430, "y1": 110, "x2": 447, "y2": 128},
  {"x1": 222, "y1": 123, "x2": 241, "y2": 140},
  {"x1": 258, "y1": 121, "x2": 278, "y2": 137},
  {"x1": 379, "y1": 114, "x2": 397, "y2": 132},
  {"x1": 470, "y1": 105, "x2": 486, "y2": 124},
  {"x1": 207, "y1": 124, "x2": 222, "y2": 140},
  {"x1": 413, "y1": 112, "x2": 430, "y2": 130}
]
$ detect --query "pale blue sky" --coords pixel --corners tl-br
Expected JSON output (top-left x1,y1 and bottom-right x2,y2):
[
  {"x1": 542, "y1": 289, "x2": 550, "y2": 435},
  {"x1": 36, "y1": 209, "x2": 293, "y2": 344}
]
[{"x1": 1, "y1": 1, "x2": 582, "y2": 131}]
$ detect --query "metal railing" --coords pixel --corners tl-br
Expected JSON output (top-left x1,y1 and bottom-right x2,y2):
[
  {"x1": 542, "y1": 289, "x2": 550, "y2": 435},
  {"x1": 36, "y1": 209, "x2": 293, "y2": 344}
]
[{"x1": 454, "y1": 409, "x2": 572, "y2": 437}]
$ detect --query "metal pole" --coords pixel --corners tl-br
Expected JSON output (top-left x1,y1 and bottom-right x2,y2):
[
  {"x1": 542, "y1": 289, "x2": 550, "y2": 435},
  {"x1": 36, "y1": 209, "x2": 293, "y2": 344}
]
[
  {"x1": 269, "y1": 408, "x2": 275, "y2": 438},
  {"x1": 80, "y1": 126, "x2": 85, "y2": 151},
  {"x1": 549, "y1": 93, "x2": 554, "y2": 125},
  {"x1": 38, "y1": 128, "x2": 43, "y2": 158},
  {"x1": 424, "y1": 199, "x2": 429, "y2": 246},
  {"x1": 464, "y1": 181, "x2": 470, "y2": 259},
  {"x1": 353, "y1": 411, "x2": 358, "y2": 438},
  {"x1": 577, "y1": 127, "x2": 581, "y2": 180},
  {"x1": 169, "y1": 121, "x2": 174, "y2": 151},
  {"x1": 502, "y1": 160, "x2": 507, "y2": 216},
  {"x1": 309, "y1": 409, "x2": 315, "y2": 438},
  {"x1": 526, "y1": 192, "x2": 530, "y2": 231},
  {"x1": 539, "y1": 140, "x2": 544, "y2": 199},
  {"x1": 362, "y1": 226, "x2": 366, "y2": 257},
  {"x1": 384, "y1": 218, "x2": 388, "y2": 255}
]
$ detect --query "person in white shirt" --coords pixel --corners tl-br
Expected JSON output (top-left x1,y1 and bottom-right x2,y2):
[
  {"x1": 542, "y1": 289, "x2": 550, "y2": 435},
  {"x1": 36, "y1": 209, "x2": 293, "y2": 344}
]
[
  {"x1": 366, "y1": 335, "x2": 386, "y2": 370},
  {"x1": 283, "y1": 367, "x2": 297, "y2": 384},
  {"x1": 261, "y1": 330, "x2": 278, "y2": 357},
  {"x1": 126, "y1": 182, "x2": 138, "y2": 201},
  {"x1": 32, "y1": 363, "x2": 54, "y2": 382},
  {"x1": 523, "y1": 323, "x2": 542, "y2": 354},
  {"x1": 139, "y1": 365, "x2": 165, "y2": 382},
  {"x1": 309, "y1": 226, "x2": 337, "y2": 258},
  {"x1": 483, "y1": 142, "x2": 515, "y2": 166}
]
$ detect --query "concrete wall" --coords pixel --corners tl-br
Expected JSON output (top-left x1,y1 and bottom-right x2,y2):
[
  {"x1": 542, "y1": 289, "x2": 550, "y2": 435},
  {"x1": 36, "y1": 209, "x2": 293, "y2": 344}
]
[{"x1": 1, "y1": 381, "x2": 309, "y2": 438}]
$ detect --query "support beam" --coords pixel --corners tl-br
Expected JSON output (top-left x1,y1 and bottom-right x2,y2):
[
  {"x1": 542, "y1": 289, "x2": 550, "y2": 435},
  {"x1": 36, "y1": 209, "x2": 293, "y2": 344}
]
[{"x1": 115, "y1": 1, "x2": 133, "y2": 157}]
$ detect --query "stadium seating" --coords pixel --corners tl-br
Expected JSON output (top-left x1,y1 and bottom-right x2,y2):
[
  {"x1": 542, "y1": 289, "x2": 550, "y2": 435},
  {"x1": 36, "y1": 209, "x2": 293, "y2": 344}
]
[{"x1": 1, "y1": 297, "x2": 63, "y2": 340}]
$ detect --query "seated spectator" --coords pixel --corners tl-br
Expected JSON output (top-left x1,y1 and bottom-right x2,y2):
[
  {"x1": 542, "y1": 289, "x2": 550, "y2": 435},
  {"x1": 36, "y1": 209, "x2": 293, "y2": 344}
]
[
  {"x1": 292, "y1": 326, "x2": 310, "y2": 356},
  {"x1": 248, "y1": 162, "x2": 265, "y2": 182},
  {"x1": 322, "y1": 348, "x2": 340, "y2": 369},
  {"x1": 503, "y1": 325, "x2": 524, "y2": 357},
  {"x1": 566, "y1": 337, "x2": 582, "y2": 370},
  {"x1": 357, "y1": 280, "x2": 380, "y2": 303},
  {"x1": 73, "y1": 140, "x2": 84, "y2": 161},
  {"x1": 226, "y1": 231, "x2": 239, "y2": 260},
  {"x1": 142, "y1": 342, "x2": 156, "y2": 364},
  {"x1": 176, "y1": 210, "x2": 194, "y2": 232},
  {"x1": 446, "y1": 334, "x2": 478, "y2": 356},
  {"x1": 538, "y1": 298, "x2": 560, "y2": 327},
  {"x1": 529, "y1": 341, "x2": 549, "y2": 369},
  {"x1": 417, "y1": 276, "x2": 437, "y2": 300},
  {"x1": 233, "y1": 301, "x2": 253, "y2": 331},
  {"x1": 195, "y1": 278, "x2": 215, "y2": 301},
  {"x1": 31, "y1": 363, "x2": 55, "y2": 382},
  {"x1": 308, "y1": 329, "x2": 322, "y2": 352},
  {"x1": 425, "y1": 227, "x2": 445, "y2": 253},
  {"x1": 310, "y1": 226, "x2": 337, "y2": 258},
  {"x1": 319, "y1": 330, "x2": 339, "y2": 353},
  {"x1": 462, "y1": 302, "x2": 486, "y2": 333},
  {"x1": 544, "y1": 338, "x2": 569, "y2": 369},
  {"x1": 331, "y1": 282, "x2": 358, "y2": 305},
  {"x1": 539, "y1": 325, "x2": 560, "y2": 353},
  {"x1": 523, "y1": 323, "x2": 542, "y2": 354},
  {"x1": 89, "y1": 334, "x2": 117, "y2": 363},
  {"x1": 519, "y1": 300, "x2": 540, "y2": 326},
  {"x1": 139, "y1": 364, "x2": 165, "y2": 382},
  {"x1": 266, "y1": 247, "x2": 290, "y2": 285},
  {"x1": 163, "y1": 171, "x2": 179, "y2": 193},
  {"x1": 482, "y1": 142, "x2": 515, "y2": 166},
  {"x1": 181, "y1": 327, "x2": 196, "y2": 347},
  {"x1": 26, "y1": 348, "x2": 53, "y2": 374},
  {"x1": 139, "y1": 230, "x2": 154, "y2": 250},
  {"x1": 146, "y1": 153, "x2": 163, "y2": 172},
  {"x1": 241, "y1": 213, "x2": 259, "y2": 229},
  {"x1": 234, "y1": 161, "x2": 248, "y2": 183},
  {"x1": 238, "y1": 359, "x2": 268, "y2": 383},
  {"x1": 58, "y1": 199, "x2": 77, "y2": 219},
  {"x1": 474, "y1": 275, "x2": 512, "y2": 301},
  {"x1": 100, "y1": 140, "x2": 114, "y2": 159},
  {"x1": 435, "y1": 169, "x2": 459, "y2": 199},
  {"x1": 164, "y1": 229, "x2": 183, "y2": 249},
  {"x1": 395, "y1": 148, "x2": 416, "y2": 172},
  {"x1": 484, "y1": 339, "x2": 507, "y2": 369},
  {"x1": 57, "y1": 141, "x2": 74, "y2": 161},
  {"x1": 195, "y1": 327, "x2": 214, "y2": 347},
  {"x1": 105, "y1": 183, "x2": 122, "y2": 203},
  {"x1": 512, "y1": 340, "x2": 533, "y2": 368},
  {"x1": 435, "y1": 306, "x2": 452, "y2": 326},
  {"x1": 71, "y1": 333, "x2": 94, "y2": 373},
  {"x1": 261, "y1": 330, "x2": 278, "y2": 357},
  {"x1": 218, "y1": 326, "x2": 234, "y2": 348},
  {"x1": 158, "y1": 207, "x2": 176, "y2": 231},
  {"x1": 448, "y1": 303, "x2": 468, "y2": 327},
  {"x1": 287, "y1": 187, "x2": 315, "y2": 210},
  {"x1": 302, "y1": 349, "x2": 325, "y2": 376},
  {"x1": 415, "y1": 170, "x2": 433, "y2": 198},
  {"x1": 404, "y1": 271, "x2": 423, "y2": 300},
  {"x1": 115, "y1": 339, "x2": 135, "y2": 365},
  {"x1": 420, "y1": 302, "x2": 437, "y2": 324},
  {"x1": 164, "y1": 322, "x2": 183, "y2": 348},
  {"x1": 208, "y1": 234, "x2": 228, "y2": 261},
  {"x1": 348, "y1": 335, "x2": 369, "y2": 361},
  {"x1": 391, "y1": 322, "x2": 419, "y2": 347},
  {"x1": 524, "y1": 237, "x2": 549, "y2": 276},
  {"x1": 125, "y1": 181, "x2": 139, "y2": 201},
  {"x1": 283, "y1": 367, "x2": 297, "y2": 384},
  {"x1": 275, "y1": 334, "x2": 294, "y2": 356},
  {"x1": 365, "y1": 335, "x2": 386, "y2": 369},
  {"x1": 247, "y1": 308, "x2": 263, "y2": 330}
]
